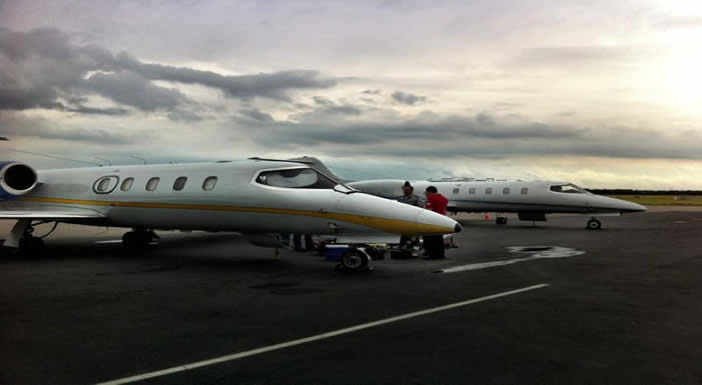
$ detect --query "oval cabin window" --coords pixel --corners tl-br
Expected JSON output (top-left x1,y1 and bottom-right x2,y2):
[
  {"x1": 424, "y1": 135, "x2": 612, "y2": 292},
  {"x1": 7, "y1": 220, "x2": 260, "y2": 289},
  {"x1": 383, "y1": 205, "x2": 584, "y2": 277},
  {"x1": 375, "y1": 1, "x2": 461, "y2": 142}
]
[
  {"x1": 93, "y1": 176, "x2": 119, "y2": 194},
  {"x1": 146, "y1": 177, "x2": 160, "y2": 191},
  {"x1": 173, "y1": 176, "x2": 187, "y2": 191},
  {"x1": 121, "y1": 178, "x2": 134, "y2": 192},
  {"x1": 202, "y1": 176, "x2": 217, "y2": 191}
]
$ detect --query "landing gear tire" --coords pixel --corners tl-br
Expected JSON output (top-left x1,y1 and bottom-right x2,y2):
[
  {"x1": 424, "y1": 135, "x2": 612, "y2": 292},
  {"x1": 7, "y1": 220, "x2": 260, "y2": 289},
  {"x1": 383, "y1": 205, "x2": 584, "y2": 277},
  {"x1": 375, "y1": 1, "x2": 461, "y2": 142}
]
[
  {"x1": 496, "y1": 217, "x2": 508, "y2": 225},
  {"x1": 18, "y1": 236, "x2": 45, "y2": 256},
  {"x1": 586, "y1": 219, "x2": 602, "y2": 230},
  {"x1": 122, "y1": 230, "x2": 154, "y2": 249},
  {"x1": 339, "y1": 248, "x2": 370, "y2": 273}
]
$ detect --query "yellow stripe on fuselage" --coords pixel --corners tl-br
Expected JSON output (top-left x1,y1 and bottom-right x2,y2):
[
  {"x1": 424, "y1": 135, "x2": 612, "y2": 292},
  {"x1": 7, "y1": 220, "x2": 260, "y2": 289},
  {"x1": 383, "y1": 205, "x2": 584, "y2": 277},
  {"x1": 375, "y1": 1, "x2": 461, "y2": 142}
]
[{"x1": 20, "y1": 196, "x2": 453, "y2": 235}]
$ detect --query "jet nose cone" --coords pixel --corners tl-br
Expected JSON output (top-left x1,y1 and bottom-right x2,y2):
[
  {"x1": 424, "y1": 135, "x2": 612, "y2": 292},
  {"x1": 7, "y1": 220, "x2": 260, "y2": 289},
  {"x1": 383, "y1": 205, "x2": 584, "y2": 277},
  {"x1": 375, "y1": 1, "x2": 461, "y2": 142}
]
[
  {"x1": 416, "y1": 210, "x2": 460, "y2": 235},
  {"x1": 631, "y1": 202, "x2": 647, "y2": 212},
  {"x1": 454, "y1": 223, "x2": 463, "y2": 233},
  {"x1": 619, "y1": 200, "x2": 647, "y2": 213}
]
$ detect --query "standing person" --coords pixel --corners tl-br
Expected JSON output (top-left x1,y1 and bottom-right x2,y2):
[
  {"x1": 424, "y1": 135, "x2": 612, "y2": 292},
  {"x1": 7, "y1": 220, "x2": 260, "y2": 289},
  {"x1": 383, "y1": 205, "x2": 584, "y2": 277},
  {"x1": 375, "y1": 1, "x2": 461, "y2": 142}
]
[
  {"x1": 424, "y1": 185, "x2": 449, "y2": 259},
  {"x1": 397, "y1": 181, "x2": 420, "y2": 251},
  {"x1": 397, "y1": 181, "x2": 419, "y2": 207}
]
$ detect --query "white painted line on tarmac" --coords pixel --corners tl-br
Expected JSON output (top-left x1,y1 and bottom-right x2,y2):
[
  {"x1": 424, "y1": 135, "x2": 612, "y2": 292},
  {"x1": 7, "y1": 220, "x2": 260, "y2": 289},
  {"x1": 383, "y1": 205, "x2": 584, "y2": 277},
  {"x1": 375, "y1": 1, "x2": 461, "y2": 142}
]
[
  {"x1": 95, "y1": 240, "x2": 123, "y2": 244},
  {"x1": 438, "y1": 246, "x2": 584, "y2": 274},
  {"x1": 94, "y1": 283, "x2": 549, "y2": 385}
]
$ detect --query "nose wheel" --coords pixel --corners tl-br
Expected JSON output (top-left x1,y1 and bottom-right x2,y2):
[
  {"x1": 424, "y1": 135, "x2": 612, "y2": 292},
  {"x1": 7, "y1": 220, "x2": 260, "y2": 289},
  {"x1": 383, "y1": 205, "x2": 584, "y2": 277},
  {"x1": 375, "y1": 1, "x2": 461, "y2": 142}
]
[{"x1": 586, "y1": 218, "x2": 602, "y2": 230}]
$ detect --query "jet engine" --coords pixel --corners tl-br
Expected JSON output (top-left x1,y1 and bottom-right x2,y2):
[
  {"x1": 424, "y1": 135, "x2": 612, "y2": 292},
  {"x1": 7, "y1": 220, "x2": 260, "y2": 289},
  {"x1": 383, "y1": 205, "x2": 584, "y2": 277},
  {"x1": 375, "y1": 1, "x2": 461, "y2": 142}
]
[{"x1": 0, "y1": 161, "x2": 38, "y2": 200}]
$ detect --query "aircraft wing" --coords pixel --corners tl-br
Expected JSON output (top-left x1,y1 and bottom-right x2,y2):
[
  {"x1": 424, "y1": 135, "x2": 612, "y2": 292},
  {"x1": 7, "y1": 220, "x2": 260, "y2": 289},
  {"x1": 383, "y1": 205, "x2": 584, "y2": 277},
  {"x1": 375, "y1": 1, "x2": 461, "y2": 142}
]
[{"x1": 0, "y1": 209, "x2": 106, "y2": 220}]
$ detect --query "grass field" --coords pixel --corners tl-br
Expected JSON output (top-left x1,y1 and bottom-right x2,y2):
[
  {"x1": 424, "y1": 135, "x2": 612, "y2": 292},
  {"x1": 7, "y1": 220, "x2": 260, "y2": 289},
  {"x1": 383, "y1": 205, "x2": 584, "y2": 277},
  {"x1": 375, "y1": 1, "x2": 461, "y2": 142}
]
[{"x1": 609, "y1": 195, "x2": 702, "y2": 206}]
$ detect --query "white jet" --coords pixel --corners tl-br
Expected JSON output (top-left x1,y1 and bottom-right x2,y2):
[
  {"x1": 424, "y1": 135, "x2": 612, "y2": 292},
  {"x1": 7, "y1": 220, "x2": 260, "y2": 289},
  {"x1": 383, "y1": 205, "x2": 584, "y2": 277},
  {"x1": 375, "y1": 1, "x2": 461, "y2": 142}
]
[
  {"x1": 348, "y1": 178, "x2": 646, "y2": 230},
  {"x1": 0, "y1": 159, "x2": 460, "y2": 271}
]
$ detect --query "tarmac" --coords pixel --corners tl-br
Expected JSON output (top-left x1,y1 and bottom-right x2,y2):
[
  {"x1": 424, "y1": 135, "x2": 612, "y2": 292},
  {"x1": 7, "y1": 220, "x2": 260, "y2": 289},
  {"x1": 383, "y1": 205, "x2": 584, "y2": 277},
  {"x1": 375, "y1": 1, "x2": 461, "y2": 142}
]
[{"x1": 1, "y1": 208, "x2": 702, "y2": 384}]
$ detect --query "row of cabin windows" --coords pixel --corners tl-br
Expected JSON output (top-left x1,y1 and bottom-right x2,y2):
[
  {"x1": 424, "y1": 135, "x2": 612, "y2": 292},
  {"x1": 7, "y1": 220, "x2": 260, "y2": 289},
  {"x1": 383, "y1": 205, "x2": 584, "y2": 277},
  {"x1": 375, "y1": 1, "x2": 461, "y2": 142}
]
[
  {"x1": 94, "y1": 176, "x2": 218, "y2": 194},
  {"x1": 452, "y1": 187, "x2": 529, "y2": 195}
]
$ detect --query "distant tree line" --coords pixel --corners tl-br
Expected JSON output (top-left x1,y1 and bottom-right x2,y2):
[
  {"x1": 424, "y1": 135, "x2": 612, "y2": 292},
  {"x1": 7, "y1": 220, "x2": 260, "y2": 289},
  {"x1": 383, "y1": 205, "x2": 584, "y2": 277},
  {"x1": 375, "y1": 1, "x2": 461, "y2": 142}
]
[{"x1": 587, "y1": 189, "x2": 702, "y2": 195}]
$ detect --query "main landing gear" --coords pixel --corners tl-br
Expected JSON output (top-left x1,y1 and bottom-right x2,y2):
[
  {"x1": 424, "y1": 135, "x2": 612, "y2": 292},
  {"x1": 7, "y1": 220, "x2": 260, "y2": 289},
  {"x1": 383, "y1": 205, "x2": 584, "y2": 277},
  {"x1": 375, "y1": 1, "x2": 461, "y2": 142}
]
[
  {"x1": 4, "y1": 219, "x2": 57, "y2": 255},
  {"x1": 496, "y1": 216, "x2": 508, "y2": 225},
  {"x1": 122, "y1": 229, "x2": 158, "y2": 249},
  {"x1": 586, "y1": 218, "x2": 602, "y2": 230}
]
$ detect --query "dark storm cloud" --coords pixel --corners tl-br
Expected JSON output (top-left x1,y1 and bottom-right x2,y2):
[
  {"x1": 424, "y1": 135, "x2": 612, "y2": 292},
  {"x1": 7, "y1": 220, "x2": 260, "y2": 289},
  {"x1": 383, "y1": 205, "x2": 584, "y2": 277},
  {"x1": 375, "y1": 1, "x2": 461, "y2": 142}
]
[
  {"x1": 391, "y1": 90, "x2": 427, "y2": 105},
  {"x1": 66, "y1": 106, "x2": 130, "y2": 116},
  {"x1": 115, "y1": 52, "x2": 337, "y2": 101},
  {"x1": 0, "y1": 27, "x2": 339, "y2": 118},
  {"x1": 81, "y1": 71, "x2": 188, "y2": 111}
]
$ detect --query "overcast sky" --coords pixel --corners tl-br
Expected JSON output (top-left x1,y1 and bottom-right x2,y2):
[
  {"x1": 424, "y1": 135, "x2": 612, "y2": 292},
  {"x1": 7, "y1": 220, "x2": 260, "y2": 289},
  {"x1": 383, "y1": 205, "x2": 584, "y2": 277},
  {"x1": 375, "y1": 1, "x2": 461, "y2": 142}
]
[{"x1": 1, "y1": 0, "x2": 702, "y2": 188}]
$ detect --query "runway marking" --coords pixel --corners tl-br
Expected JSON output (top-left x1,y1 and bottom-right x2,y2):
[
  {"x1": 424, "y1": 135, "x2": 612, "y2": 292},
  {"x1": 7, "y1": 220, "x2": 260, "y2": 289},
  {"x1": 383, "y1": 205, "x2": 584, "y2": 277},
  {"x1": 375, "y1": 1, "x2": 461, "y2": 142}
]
[
  {"x1": 438, "y1": 246, "x2": 584, "y2": 274},
  {"x1": 94, "y1": 283, "x2": 549, "y2": 385}
]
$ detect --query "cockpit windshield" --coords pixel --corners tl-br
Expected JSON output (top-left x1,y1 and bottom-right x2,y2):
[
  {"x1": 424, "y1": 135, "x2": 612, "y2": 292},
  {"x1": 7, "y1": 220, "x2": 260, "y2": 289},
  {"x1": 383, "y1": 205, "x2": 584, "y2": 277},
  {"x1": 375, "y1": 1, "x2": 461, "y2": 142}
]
[
  {"x1": 256, "y1": 168, "x2": 354, "y2": 192},
  {"x1": 549, "y1": 183, "x2": 589, "y2": 194}
]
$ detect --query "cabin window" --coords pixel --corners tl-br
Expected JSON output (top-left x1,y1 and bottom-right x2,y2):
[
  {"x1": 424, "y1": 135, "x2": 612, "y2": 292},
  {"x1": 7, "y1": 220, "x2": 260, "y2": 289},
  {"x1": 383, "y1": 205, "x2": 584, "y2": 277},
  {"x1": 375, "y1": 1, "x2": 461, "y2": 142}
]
[
  {"x1": 503, "y1": 187, "x2": 510, "y2": 195},
  {"x1": 146, "y1": 177, "x2": 160, "y2": 191},
  {"x1": 256, "y1": 168, "x2": 336, "y2": 189},
  {"x1": 550, "y1": 183, "x2": 586, "y2": 194},
  {"x1": 452, "y1": 188, "x2": 460, "y2": 194},
  {"x1": 121, "y1": 178, "x2": 134, "y2": 192},
  {"x1": 485, "y1": 187, "x2": 493, "y2": 195},
  {"x1": 468, "y1": 187, "x2": 476, "y2": 195},
  {"x1": 93, "y1": 176, "x2": 119, "y2": 194},
  {"x1": 521, "y1": 187, "x2": 529, "y2": 195},
  {"x1": 173, "y1": 176, "x2": 187, "y2": 191},
  {"x1": 202, "y1": 176, "x2": 217, "y2": 191}
]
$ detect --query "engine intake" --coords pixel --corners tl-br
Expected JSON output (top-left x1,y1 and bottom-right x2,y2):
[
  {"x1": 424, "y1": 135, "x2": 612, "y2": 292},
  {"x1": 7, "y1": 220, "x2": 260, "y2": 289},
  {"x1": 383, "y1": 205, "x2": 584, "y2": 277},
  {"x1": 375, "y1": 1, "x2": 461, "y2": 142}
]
[{"x1": 0, "y1": 162, "x2": 38, "y2": 200}]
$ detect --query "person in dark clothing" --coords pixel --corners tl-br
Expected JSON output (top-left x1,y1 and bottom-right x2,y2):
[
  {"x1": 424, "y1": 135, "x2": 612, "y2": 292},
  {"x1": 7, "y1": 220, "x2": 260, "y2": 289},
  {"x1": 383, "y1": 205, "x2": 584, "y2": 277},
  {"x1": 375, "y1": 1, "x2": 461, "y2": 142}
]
[
  {"x1": 423, "y1": 185, "x2": 449, "y2": 259},
  {"x1": 397, "y1": 181, "x2": 420, "y2": 251},
  {"x1": 397, "y1": 181, "x2": 420, "y2": 207}
]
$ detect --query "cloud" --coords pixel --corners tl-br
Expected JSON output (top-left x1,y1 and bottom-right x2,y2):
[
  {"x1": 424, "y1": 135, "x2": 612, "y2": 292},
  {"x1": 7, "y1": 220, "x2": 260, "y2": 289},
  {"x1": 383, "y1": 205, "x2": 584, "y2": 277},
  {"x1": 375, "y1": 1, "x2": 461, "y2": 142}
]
[
  {"x1": 0, "y1": 27, "x2": 340, "y2": 119},
  {"x1": 362, "y1": 89, "x2": 381, "y2": 95},
  {"x1": 0, "y1": 112, "x2": 134, "y2": 145},
  {"x1": 228, "y1": 108, "x2": 702, "y2": 163},
  {"x1": 242, "y1": 111, "x2": 579, "y2": 147},
  {"x1": 116, "y1": 52, "x2": 338, "y2": 101},
  {"x1": 82, "y1": 71, "x2": 188, "y2": 111},
  {"x1": 391, "y1": 90, "x2": 427, "y2": 105},
  {"x1": 507, "y1": 45, "x2": 643, "y2": 69},
  {"x1": 306, "y1": 96, "x2": 362, "y2": 116},
  {"x1": 239, "y1": 108, "x2": 275, "y2": 122}
]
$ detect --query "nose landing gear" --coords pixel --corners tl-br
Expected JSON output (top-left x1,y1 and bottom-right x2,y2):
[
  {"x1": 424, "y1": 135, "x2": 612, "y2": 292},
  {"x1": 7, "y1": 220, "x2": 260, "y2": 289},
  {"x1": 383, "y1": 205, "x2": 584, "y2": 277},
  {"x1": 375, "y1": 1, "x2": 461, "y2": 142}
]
[
  {"x1": 122, "y1": 229, "x2": 158, "y2": 249},
  {"x1": 586, "y1": 218, "x2": 602, "y2": 230}
]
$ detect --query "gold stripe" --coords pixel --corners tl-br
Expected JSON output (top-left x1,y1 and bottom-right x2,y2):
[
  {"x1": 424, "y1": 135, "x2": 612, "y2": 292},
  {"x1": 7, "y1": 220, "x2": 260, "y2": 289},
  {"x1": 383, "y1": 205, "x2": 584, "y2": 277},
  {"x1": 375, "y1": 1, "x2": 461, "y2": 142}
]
[{"x1": 21, "y1": 196, "x2": 453, "y2": 235}]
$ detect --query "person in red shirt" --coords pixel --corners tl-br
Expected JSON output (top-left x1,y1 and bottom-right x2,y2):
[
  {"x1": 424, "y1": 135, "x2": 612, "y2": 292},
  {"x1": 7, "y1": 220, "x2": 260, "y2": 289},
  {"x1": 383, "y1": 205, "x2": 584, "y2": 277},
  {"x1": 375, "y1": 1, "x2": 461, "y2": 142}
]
[
  {"x1": 423, "y1": 186, "x2": 448, "y2": 259},
  {"x1": 425, "y1": 185, "x2": 448, "y2": 215}
]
